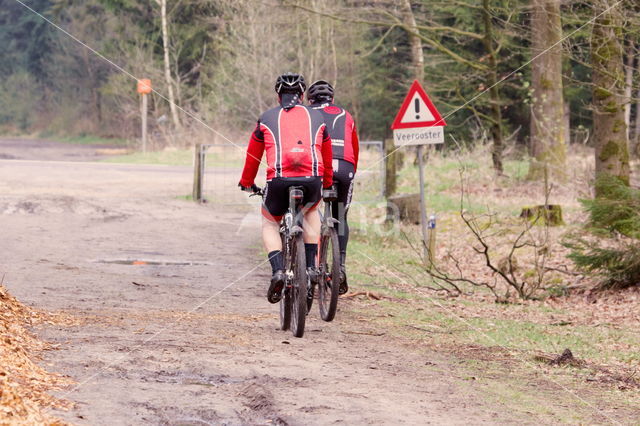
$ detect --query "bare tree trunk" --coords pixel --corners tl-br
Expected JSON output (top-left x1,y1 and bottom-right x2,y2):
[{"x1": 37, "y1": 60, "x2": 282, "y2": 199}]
[
  {"x1": 635, "y1": 82, "x2": 640, "y2": 156},
  {"x1": 591, "y1": 0, "x2": 630, "y2": 191},
  {"x1": 624, "y1": 38, "x2": 634, "y2": 139},
  {"x1": 400, "y1": 0, "x2": 424, "y2": 84},
  {"x1": 81, "y1": 47, "x2": 101, "y2": 131},
  {"x1": 482, "y1": 0, "x2": 504, "y2": 174},
  {"x1": 330, "y1": 21, "x2": 338, "y2": 84},
  {"x1": 400, "y1": 0, "x2": 426, "y2": 165},
  {"x1": 528, "y1": 0, "x2": 567, "y2": 181},
  {"x1": 564, "y1": 102, "x2": 571, "y2": 147},
  {"x1": 157, "y1": 0, "x2": 181, "y2": 130}
]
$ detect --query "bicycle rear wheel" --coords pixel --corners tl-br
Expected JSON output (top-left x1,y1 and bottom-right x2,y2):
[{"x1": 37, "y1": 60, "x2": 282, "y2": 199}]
[
  {"x1": 318, "y1": 228, "x2": 340, "y2": 321},
  {"x1": 291, "y1": 234, "x2": 307, "y2": 338}
]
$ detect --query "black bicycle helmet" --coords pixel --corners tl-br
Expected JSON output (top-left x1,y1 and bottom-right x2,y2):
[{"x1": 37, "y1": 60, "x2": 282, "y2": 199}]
[
  {"x1": 308, "y1": 79, "x2": 334, "y2": 104},
  {"x1": 275, "y1": 72, "x2": 306, "y2": 95}
]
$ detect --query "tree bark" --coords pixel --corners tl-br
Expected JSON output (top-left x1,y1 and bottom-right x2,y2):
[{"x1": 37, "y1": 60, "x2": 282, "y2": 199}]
[
  {"x1": 158, "y1": 0, "x2": 181, "y2": 130},
  {"x1": 400, "y1": 0, "x2": 424, "y2": 84},
  {"x1": 624, "y1": 38, "x2": 634, "y2": 140},
  {"x1": 591, "y1": 0, "x2": 630, "y2": 191},
  {"x1": 528, "y1": 0, "x2": 567, "y2": 182},
  {"x1": 482, "y1": 0, "x2": 504, "y2": 174},
  {"x1": 400, "y1": 0, "x2": 427, "y2": 166},
  {"x1": 635, "y1": 82, "x2": 640, "y2": 156}
]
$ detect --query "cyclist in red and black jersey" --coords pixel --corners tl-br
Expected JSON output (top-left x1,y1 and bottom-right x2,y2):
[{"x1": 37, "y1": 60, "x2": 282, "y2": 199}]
[
  {"x1": 239, "y1": 73, "x2": 333, "y2": 303},
  {"x1": 307, "y1": 80, "x2": 359, "y2": 294}
]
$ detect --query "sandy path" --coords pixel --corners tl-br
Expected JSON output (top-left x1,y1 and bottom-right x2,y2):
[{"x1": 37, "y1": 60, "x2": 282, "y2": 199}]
[{"x1": 0, "y1": 140, "x2": 506, "y2": 425}]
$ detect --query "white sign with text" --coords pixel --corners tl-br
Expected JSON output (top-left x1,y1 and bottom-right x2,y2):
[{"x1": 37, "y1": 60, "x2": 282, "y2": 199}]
[{"x1": 393, "y1": 126, "x2": 444, "y2": 146}]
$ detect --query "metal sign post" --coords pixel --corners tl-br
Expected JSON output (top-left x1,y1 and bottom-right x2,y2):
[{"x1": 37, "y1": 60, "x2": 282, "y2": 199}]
[
  {"x1": 416, "y1": 144, "x2": 429, "y2": 262},
  {"x1": 391, "y1": 80, "x2": 447, "y2": 265},
  {"x1": 141, "y1": 94, "x2": 148, "y2": 152}
]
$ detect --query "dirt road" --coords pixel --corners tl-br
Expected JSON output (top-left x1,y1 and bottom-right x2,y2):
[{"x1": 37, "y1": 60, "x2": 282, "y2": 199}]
[{"x1": 0, "y1": 139, "x2": 505, "y2": 425}]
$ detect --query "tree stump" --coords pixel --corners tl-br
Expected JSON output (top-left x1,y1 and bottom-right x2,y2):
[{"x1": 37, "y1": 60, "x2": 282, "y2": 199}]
[
  {"x1": 388, "y1": 193, "x2": 421, "y2": 224},
  {"x1": 520, "y1": 204, "x2": 564, "y2": 226}
]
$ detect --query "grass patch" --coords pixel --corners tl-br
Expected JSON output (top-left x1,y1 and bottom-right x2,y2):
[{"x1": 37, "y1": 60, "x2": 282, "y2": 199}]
[
  {"x1": 45, "y1": 134, "x2": 129, "y2": 146},
  {"x1": 344, "y1": 292, "x2": 640, "y2": 423},
  {"x1": 103, "y1": 149, "x2": 194, "y2": 166},
  {"x1": 348, "y1": 225, "x2": 640, "y2": 367},
  {"x1": 102, "y1": 148, "x2": 243, "y2": 167},
  {"x1": 341, "y1": 146, "x2": 639, "y2": 421}
]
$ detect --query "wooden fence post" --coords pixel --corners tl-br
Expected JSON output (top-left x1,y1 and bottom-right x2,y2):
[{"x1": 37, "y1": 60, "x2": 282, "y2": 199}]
[
  {"x1": 192, "y1": 143, "x2": 203, "y2": 202},
  {"x1": 384, "y1": 138, "x2": 397, "y2": 198}
]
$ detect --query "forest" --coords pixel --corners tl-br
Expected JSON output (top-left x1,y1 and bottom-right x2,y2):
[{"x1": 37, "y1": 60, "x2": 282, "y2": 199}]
[
  {"x1": 2, "y1": 1, "x2": 640, "y2": 422},
  {"x1": 0, "y1": 0, "x2": 637, "y2": 152},
  {"x1": 2, "y1": 0, "x2": 640, "y2": 289}
]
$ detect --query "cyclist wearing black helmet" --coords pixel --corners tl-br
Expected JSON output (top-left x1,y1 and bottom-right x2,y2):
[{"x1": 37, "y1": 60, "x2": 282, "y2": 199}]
[
  {"x1": 307, "y1": 79, "x2": 360, "y2": 294},
  {"x1": 239, "y1": 72, "x2": 333, "y2": 303}
]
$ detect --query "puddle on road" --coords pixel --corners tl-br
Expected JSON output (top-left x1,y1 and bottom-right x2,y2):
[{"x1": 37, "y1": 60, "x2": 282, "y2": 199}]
[{"x1": 96, "y1": 259, "x2": 214, "y2": 266}]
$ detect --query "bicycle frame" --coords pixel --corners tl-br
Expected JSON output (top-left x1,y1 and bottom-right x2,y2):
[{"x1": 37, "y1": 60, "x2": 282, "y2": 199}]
[{"x1": 283, "y1": 187, "x2": 305, "y2": 236}]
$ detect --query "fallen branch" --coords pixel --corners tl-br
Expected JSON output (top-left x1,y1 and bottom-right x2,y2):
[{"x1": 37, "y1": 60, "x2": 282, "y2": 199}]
[
  {"x1": 533, "y1": 348, "x2": 585, "y2": 367},
  {"x1": 341, "y1": 291, "x2": 384, "y2": 300},
  {"x1": 343, "y1": 330, "x2": 386, "y2": 336}
]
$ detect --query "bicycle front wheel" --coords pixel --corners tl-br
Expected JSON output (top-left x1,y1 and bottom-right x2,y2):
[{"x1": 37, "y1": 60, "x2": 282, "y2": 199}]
[
  {"x1": 279, "y1": 234, "x2": 291, "y2": 331},
  {"x1": 318, "y1": 228, "x2": 340, "y2": 321},
  {"x1": 291, "y1": 234, "x2": 307, "y2": 338}
]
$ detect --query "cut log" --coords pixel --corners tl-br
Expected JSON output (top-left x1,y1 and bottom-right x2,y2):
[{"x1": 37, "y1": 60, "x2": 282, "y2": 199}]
[
  {"x1": 388, "y1": 193, "x2": 421, "y2": 224},
  {"x1": 520, "y1": 204, "x2": 564, "y2": 226}
]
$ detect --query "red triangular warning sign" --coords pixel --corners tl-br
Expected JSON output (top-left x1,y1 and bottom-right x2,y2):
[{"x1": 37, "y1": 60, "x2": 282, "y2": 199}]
[{"x1": 391, "y1": 80, "x2": 446, "y2": 129}]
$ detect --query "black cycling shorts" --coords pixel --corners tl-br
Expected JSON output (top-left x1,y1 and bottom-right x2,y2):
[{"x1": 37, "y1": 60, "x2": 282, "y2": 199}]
[
  {"x1": 262, "y1": 176, "x2": 322, "y2": 222},
  {"x1": 332, "y1": 159, "x2": 355, "y2": 211}
]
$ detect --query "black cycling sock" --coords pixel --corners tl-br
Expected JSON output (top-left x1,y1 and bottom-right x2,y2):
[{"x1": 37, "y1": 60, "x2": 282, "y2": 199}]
[
  {"x1": 268, "y1": 250, "x2": 284, "y2": 273},
  {"x1": 304, "y1": 243, "x2": 317, "y2": 269},
  {"x1": 340, "y1": 251, "x2": 346, "y2": 267}
]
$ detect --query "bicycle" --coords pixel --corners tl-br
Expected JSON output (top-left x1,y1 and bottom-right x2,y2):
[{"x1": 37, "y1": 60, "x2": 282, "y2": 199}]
[
  {"x1": 250, "y1": 186, "x2": 308, "y2": 338},
  {"x1": 307, "y1": 186, "x2": 341, "y2": 322}
]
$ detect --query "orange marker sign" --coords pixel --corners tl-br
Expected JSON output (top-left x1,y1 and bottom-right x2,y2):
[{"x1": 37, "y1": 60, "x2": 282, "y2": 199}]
[{"x1": 137, "y1": 79, "x2": 152, "y2": 95}]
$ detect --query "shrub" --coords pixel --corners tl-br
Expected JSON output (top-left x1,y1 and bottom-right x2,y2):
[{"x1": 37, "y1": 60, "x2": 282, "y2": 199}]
[
  {"x1": 565, "y1": 175, "x2": 640, "y2": 289},
  {"x1": 581, "y1": 174, "x2": 640, "y2": 238}
]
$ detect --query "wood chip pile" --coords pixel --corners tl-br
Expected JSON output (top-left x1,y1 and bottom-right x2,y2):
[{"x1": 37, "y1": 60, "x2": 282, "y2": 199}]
[{"x1": 0, "y1": 285, "x2": 72, "y2": 424}]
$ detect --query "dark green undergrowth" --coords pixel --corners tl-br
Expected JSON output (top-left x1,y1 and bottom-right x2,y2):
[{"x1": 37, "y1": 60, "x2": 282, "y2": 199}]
[{"x1": 566, "y1": 175, "x2": 640, "y2": 289}]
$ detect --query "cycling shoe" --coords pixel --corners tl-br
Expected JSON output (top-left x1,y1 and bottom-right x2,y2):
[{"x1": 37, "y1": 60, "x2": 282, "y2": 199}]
[{"x1": 267, "y1": 270, "x2": 285, "y2": 304}]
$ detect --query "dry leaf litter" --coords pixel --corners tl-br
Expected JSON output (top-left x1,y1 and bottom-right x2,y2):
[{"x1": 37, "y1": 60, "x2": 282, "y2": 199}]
[{"x1": 0, "y1": 285, "x2": 72, "y2": 424}]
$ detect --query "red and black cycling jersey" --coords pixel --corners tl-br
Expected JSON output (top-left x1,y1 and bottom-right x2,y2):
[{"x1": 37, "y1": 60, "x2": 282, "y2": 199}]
[
  {"x1": 310, "y1": 103, "x2": 359, "y2": 171},
  {"x1": 240, "y1": 105, "x2": 333, "y2": 188}
]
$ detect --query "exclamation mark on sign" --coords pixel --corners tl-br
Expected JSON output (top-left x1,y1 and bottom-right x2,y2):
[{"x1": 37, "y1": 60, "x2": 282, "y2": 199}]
[{"x1": 414, "y1": 98, "x2": 420, "y2": 120}]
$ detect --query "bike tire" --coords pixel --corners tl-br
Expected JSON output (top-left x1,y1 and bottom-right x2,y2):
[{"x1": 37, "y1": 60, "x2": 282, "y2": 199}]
[
  {"x1": 291, "y1": 234, "x2": 307, "y2": 338},
  {"x1": 279, "y1": 234, "x2": 291, "y2": 331},
  {"x1": 318, "y1": 228, "x2": 340, "y2": 322},
  {"x1": 279, "y1": 286, "x2": 292, "y2": 331}
]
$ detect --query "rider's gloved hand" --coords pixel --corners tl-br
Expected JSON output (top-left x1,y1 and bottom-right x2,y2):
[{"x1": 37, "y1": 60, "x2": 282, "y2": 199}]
[{"x1": 238, "y1": 182, "x2": 260, "y2": 193}]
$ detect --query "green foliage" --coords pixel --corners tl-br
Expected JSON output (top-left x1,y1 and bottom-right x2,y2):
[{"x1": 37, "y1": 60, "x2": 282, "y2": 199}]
[
  {"x1": 566, "y1": 175, "x2": 640, "y2": 289},
  {"x1": 0, "y1": 0, "x2": 56, "y2": 79},
  {"x1": 1, "y1": 0, "x2": 638, "y2": 149},
  {"x1": 358, "y1": 27, "x2": 412, "y2": 140},
  {"x1": 568, "y1": 239, "x2": 640, "y2": 289},
  {"x1": 0, "y1": 72, "x2": 39, "y2": 130},
  {"x1": 583, "y1": 174, "x2": 640, "y2": 238}
]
